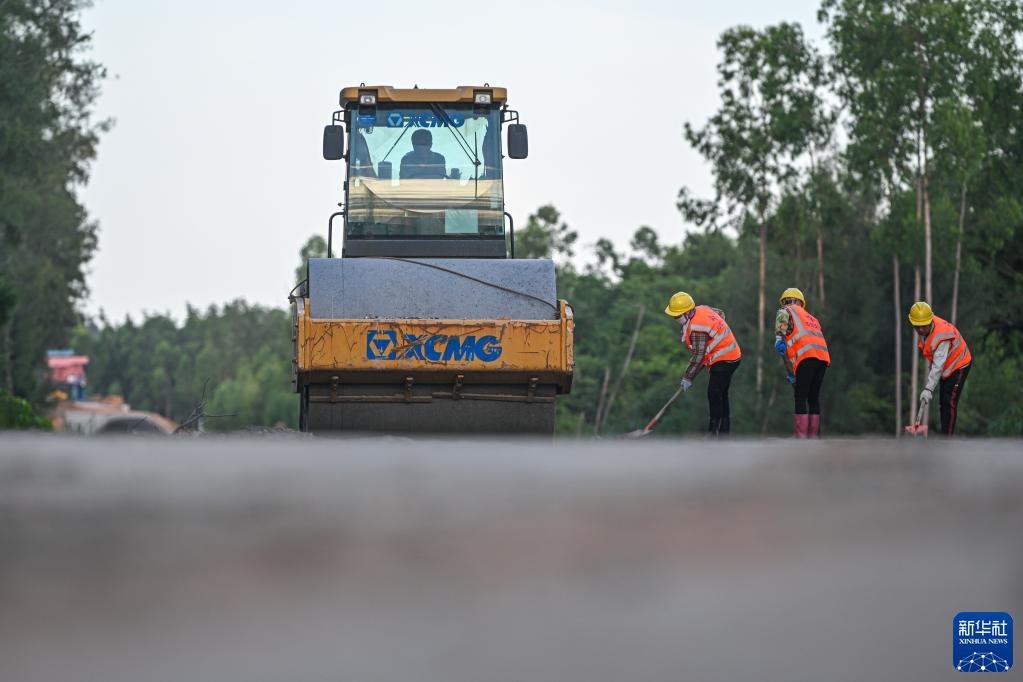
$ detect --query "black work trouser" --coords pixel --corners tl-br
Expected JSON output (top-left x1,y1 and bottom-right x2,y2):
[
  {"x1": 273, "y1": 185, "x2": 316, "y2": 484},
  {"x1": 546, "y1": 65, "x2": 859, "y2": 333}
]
[
  {"x1": 939, "y1": 363, "x2": 970, "y2": 436},
  {"x1": 707, "y1": 359, "x2": 740, "y2": 426},
  {"x1": 794, "y1": 358, "x2": 827, "y2": 415}
]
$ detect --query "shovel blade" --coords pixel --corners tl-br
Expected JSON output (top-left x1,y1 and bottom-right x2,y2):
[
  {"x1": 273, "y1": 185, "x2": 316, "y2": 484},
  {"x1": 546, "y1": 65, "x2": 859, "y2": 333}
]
[{"x1": 904, "y1": 424, "x2": 928, "y2": 437}]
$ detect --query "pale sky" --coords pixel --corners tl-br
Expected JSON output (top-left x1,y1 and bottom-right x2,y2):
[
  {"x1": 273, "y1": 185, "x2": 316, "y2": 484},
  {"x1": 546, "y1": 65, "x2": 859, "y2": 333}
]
[{"x1": 81, "y1": 0, "x2": 821, "y2": 322}]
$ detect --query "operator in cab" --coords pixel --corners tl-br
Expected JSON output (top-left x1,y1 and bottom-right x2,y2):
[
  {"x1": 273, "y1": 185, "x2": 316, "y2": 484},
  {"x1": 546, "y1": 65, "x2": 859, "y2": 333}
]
[{"x1": 400, "y1": 129, "x2": 447, "y2": 179}]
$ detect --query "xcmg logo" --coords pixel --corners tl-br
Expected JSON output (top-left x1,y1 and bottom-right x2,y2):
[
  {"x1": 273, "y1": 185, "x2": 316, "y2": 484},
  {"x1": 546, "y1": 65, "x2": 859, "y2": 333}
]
[
  {"x1": 385, "y1": 112, "x2": 465, "y2": 128},
  {"x1": 366, "y1": 330, "x2": 503, "y2": 362}
]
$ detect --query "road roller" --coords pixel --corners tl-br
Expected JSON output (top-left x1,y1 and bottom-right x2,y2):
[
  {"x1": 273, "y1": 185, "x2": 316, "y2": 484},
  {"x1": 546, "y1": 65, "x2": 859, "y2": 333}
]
[{"x1": 291, "y1": 85, "x2": 574, "y2": 434}]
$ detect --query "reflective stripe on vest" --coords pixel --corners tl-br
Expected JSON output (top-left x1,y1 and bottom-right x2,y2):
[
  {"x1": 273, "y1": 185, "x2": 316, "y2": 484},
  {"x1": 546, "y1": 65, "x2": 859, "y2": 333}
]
[
  {"x1": 783, "y1": 305, "x2": 830, "y2": 371},
  {"x1": 706, "y1": 325, "x2": 730, "y2": 353},
  {"x1": 919, "y1": 315, "x2": 972, "y2": 379},
  {"x1": 708, "y1": 340, "x2": 739, "y2": 363},
  {"x1": 684, "y1": 305, "x2": 741, "y2": 366},
  {"x1": 928, "y1": 332, "x2": 955, "y2": 352}
]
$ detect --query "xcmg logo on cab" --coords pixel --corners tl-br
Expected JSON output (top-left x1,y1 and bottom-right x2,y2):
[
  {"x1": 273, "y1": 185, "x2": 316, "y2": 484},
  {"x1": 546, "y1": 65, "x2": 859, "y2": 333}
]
[
  {"x1": 385, "y1": 112, "x2": 465, "y2": 128},
  {"x1": 366, "y1": 330, "x2": 502, "y2": 363}
]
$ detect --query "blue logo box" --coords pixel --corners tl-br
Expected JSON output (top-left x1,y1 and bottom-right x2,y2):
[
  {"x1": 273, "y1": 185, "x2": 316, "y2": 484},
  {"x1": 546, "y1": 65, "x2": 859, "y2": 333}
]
[{"x1": 953, "y1": 612, "x2": 1012, "y2": 672}]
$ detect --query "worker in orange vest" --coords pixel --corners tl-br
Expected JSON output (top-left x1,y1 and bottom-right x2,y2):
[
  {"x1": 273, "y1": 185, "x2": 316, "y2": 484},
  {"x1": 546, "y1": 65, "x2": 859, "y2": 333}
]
[
  {"x1": 774, "y1": 288, "x2": 830, "y2": 438},
  {"x1": 664, "y1": 292, "x2": 742, "y2": 436},
  {"x1": 908, "y1": 302, "x2": 972, "y2": 436}
]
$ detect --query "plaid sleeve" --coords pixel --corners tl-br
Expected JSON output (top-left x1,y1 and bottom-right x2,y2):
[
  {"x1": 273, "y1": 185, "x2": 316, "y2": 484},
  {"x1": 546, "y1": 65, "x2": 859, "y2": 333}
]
[
  {"x1": 775, "y1": 308, "x2": 792, "y2": 337},
  {"x1": 683, "y1": 332, "x2": 709, "y2": 380}
]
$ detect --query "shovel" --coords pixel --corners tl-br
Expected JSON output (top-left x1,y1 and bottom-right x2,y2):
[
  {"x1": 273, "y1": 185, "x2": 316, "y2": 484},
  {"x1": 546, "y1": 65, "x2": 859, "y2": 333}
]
[
  {"x1": 905, "y1": 403, "x2": 928, "y2": 437},
  {"x1": 627, "y1": 386, "x2": 685, "y2": 438}
]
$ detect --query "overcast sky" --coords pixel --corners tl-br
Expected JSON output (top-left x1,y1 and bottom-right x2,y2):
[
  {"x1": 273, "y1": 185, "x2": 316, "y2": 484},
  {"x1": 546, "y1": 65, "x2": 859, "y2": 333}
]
[{"x1": 81, "y1": 0, "x2": 821, "y2": 322}]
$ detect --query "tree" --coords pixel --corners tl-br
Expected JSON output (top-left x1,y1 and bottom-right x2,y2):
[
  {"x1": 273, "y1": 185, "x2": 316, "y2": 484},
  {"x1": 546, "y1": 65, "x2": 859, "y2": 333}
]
[
  {"x1": 589, "y1": 238, "x2": 623, "y2": 280},
  {"x1": 515, "y1": 205, "x2": 578, "y2": 261},
  {"x1": 0, "y1": 0, "x2": 108, "y2": 399},
  {"x1": 630, "y1": 226, "x2": 664, "y2": 263},
  {"x1": 931, "y1": 100, "x2": 983, "y2": 325},
  {"x1": 822, "y1": 0, "x2": 1023, "y2": 430},
  {"x1": 946, "y1": 1, "x2": 1023, "y2": 325},
  {"x1": 295, "y1": 234, "x2": 327, "y2": 284},
  {"x1": 0, "y1": 282, "x2": 14, "y2": 337},
  {"x1": 681, "y1": 22, "x2": 828, "y2": 407},
  {"x1": 73, "y1": 302, "x2": 298, "y2": 430},
  {"x1": 0, "y1": 388, "x2": 51, "y2": 429},
  {"x1": 823, "y1": 0, "x2": 976, "y2": 311}
]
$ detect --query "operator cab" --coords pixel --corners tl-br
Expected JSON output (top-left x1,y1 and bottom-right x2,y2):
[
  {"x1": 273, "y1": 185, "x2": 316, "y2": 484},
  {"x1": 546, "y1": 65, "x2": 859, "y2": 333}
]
[{"x1": 322, "y1": 86, "x2": 528, "y2": 259}]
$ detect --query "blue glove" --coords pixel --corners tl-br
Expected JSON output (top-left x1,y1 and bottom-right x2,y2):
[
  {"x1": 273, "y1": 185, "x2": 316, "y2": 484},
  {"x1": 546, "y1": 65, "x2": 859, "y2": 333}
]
[
  {"x1": 680, "y1": 378, "x2": 693, "y2": 392},
  {"x1": 774, "y1": 338, "x2": 787, "y2": 356},
  {"x1": 786, "y1": 372, "x2": 796, "y2": 385}
]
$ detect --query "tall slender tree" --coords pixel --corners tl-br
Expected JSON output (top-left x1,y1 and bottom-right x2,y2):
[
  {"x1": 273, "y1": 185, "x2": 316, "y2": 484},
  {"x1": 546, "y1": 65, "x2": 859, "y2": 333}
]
[
  {"x1": 681, "y1": 22, "x2": 828, "y2": 406},
  {"x1": 931, "y1": 101, "x2": 983, "y2": 325},
  {"x1": 0, "y1": 0, "x2": 108, "y2": 398},
  {"x1": 823, "y1": 0, "x2": 1022, "y2": 429}
]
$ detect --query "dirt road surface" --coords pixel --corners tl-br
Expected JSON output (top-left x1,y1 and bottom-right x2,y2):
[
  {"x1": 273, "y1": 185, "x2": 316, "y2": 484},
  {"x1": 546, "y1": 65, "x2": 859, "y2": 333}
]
[{"x1": 1, "y1": 434, "x2": 1020, "y2": 681}]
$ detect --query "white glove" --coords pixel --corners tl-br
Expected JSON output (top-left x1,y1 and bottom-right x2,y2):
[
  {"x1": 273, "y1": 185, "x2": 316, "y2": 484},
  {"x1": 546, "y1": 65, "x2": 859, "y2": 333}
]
[
  {"x1": 919, "y1": 388, "x2": 933, "y2": 406},
  {"x1": 680, "y1": 378, "x2": 693, "y2": 392}
]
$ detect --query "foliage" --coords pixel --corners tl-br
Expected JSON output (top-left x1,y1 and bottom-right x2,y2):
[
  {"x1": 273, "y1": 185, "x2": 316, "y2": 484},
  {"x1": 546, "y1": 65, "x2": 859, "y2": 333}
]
[
  {"x1": 71, "y1": 302, "x2": 297, "y2": 431},
  {"x1": 0, "y1": 0, "x2": 108, "y2": 399},
  {"x1": 554, "y1": 174, "x2": 1022, "y2": 437},
  {"x1": 4, "y1": 1, "x2": 1022, "y2": 438},
  {"x1": 0, "y1": 388, "x2": 51, "y2": 429},
  {"x1": 295, "y1": 234, "x2": 327, "y2": 284},
  {"x1": 680, "y1": 22, "x2": 834, "y2": 401},
  {"x1": 818, "y1": 0, "x2": 1023, "y2": 425},
  {"x1": 514, "y1": 205, "x2": 578, "y2": 261},
  {"x1": 681, "y1": 22, "x2": 829, "y2": 226},
  {"x1": 543, "y1": 4, "x2": 1023, "y2": 437}
]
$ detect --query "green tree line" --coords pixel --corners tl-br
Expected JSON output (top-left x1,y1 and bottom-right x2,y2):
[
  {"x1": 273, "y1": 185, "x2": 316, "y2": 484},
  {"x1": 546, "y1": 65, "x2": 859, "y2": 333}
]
[
  {"x1": 70, "y1": 303, "x2": 297, "y2": 431},
  {"x1": 555, "y1": 0, "x2": 1023, "y2": 436},
  {"x1": 4, "y1": 0, "x2": 1022, "y2": 436}
]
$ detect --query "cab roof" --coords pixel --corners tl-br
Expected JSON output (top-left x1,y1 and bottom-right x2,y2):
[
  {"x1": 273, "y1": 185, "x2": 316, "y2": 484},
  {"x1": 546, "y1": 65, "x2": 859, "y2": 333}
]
[{"x1": 340, "y1": 85, "x2": 508, "y2": 106}]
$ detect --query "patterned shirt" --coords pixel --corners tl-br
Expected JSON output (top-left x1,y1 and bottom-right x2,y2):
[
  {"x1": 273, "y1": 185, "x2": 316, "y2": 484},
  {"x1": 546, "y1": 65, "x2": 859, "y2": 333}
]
[
  {"x1": 681, "y1": 307, "x2": 725, "y2": 380},
  {"x1": 775, "y1": 307, "x2": 795, "y2": 373},
  {"x1": 775, "y1": 307, "x2": 795, "y2": 338}
]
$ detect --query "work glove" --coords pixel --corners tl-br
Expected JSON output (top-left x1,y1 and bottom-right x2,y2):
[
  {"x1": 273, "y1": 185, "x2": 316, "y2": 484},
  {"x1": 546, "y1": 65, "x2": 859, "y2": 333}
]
[
  {"x1": 786, "y1": 372, "x2": 796, "y2": 385},
  {"x1": 774, "y1": 338, "x2": 787, "y2": 356},
  {"x1": 919, "y1": 388, "x2": 933, "y2": 406},
  {"x1": 680, "y1": 378, "x2": 693, "y2": 393}
]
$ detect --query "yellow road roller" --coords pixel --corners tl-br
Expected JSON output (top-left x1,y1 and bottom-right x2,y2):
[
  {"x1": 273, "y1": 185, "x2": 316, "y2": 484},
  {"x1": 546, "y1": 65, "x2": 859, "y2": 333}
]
[{"x1": 292, "y1": 85, "x2": 574, "y2": 433}]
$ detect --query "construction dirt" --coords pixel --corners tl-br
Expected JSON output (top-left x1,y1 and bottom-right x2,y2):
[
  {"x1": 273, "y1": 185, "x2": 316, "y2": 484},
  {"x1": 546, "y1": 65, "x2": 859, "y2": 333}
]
[{"x1": 1, "y1": 434, "x2": 1020, "y2": 682}]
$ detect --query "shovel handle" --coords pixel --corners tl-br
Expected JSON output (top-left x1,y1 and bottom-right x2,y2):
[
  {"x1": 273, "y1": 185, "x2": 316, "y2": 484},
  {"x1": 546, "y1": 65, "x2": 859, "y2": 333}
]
[{"x1": 643, "y1": 386, "x2": 685, "y2": 431}]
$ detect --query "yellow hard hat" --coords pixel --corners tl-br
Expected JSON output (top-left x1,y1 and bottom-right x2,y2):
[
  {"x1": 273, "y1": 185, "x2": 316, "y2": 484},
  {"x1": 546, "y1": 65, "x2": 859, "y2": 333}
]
[
  {"x1": 908, "y1": 301, "x2": 934, "y2": 326},
  {"x1": 664, "y1": 291, "x2": 695, "y2": 316},
  {"x1": 779, "y1": 287, "x2": 805, "y2": 305}
]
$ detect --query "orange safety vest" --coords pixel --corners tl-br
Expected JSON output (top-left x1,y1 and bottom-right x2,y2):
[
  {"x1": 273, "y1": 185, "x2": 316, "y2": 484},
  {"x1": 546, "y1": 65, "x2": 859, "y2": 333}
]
[
  {"x1": 919, "y1": 315, "x2": 971, "y2": 379},
  {"x1": 684, "y1": 305, "x2": 742, "y2": 366},
  {"x1": 783, "y1": 305, "x2": 830, "y2": 371}
]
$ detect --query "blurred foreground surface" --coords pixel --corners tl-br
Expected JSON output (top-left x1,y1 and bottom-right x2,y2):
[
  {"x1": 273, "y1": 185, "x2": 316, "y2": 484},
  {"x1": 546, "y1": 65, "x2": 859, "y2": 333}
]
[{"x1": 0, "y1": 434, "x2": 1020, "y2": 682}]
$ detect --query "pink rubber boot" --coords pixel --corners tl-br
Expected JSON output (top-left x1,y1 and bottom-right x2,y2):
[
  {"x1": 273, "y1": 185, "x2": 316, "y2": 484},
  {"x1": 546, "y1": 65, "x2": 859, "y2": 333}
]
[
  {"x1": 808, "y1": 414, "x2": 821, "y2": 438},
  {"x1": 794, "y1": 414, "x2": 809, "y2": 439}
]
